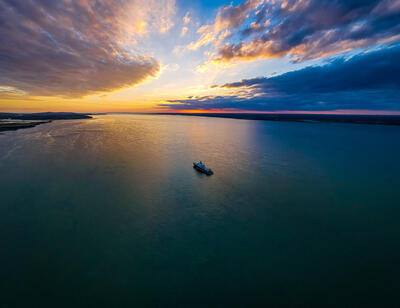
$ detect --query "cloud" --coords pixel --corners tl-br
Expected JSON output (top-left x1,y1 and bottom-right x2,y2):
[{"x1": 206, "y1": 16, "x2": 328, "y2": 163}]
[
  {"x1": 163, "y1": 63, "x2": 180, "y2": 72},
  {"x1": 0, "y1": 0, "x2": 176, "y2": 98},
  {"x1": 181, "y1": 27, "x2": 189, "y2": 37},
  {"x1": 190, "y1": 0, "x2": 400, "y2": 63},
  {"x1": 159, "y1": 45, "x2": 400, "y2": 112},
  {"x1": 187, "y1": 0, "x2": 262, "y2": 50},
  {"x1": 0, "y1": 86, "x2": 26, "y2": 96},
  {"x1": 183, "y1": 12, "x2": 191, "y2": 24}
]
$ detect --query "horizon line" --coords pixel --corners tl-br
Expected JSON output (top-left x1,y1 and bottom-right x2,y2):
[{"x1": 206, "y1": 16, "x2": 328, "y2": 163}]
[{"x1": 2, "y1": 110, "x2": 400, "y2": 116}]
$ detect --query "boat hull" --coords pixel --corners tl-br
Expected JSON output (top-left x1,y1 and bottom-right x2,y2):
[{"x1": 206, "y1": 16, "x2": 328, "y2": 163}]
[{"x1": 193, "y1": 164, "x2": 213, "y2": 175}]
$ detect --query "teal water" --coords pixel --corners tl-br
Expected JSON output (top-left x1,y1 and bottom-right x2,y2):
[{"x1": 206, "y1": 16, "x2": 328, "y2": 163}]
[{"x1": 0, "y1": 114, "x2": 399, "y2": 307}]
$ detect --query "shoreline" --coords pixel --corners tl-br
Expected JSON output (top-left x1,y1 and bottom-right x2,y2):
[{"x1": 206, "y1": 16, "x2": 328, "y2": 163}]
[
  {"x1": 0, "y1": 113, "x2": 92, "y2": 133},
  {"x1": 151, "y1": 113, "x2": 400, "y2": 126},
  {"x1": 0, "y1": 120, "x2": 52, "y2": 132}
]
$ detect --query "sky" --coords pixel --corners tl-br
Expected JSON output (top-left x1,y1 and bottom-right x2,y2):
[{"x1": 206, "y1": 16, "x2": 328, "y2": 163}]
[{"x1": 0, "y1": 0, "x2": 399, "y2": 114}]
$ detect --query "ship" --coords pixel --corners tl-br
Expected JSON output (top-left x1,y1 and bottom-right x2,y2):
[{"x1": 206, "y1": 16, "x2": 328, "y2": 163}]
[{"x1": 193, "y1": 161, "x2": 214, "y2": 175}]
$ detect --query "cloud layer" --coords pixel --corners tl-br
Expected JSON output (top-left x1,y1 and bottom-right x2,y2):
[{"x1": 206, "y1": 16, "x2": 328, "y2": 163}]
[
  {"x1": 191, "y1": 0, "x2": 400, "y2": 63},
  {"x1": 160, "y1": 45, "x2": 400, "y2": 111},
  {"x1": 0, "y1": 0, "x2": 175, "y2": 97}
]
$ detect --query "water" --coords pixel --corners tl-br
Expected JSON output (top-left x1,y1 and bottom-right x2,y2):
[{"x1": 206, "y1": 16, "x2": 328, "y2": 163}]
[{"x1": 0, "y1": 114, "x2": 399, "y2": 307}]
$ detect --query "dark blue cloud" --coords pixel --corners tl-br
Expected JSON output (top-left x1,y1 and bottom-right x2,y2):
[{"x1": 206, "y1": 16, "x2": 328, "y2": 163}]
[
  {"x1": 160, "y1": 45, "x2": 400, "y2": 112},
  {"x1": 213, "y1": 0, "x2": 400, "y2": 62}
]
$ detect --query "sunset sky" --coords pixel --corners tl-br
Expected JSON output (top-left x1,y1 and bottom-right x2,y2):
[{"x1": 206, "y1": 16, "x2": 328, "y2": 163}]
[{"x1": 0, "y1": 0, "x2": 399, "y2": 113}]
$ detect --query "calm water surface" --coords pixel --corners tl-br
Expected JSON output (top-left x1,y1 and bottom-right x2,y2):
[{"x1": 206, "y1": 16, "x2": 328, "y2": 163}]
[{"x1": 1, "y1": 114, "x2": 400, "y2": 307}]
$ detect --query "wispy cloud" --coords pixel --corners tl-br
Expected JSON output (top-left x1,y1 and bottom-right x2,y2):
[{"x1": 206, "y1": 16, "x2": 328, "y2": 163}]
[
  {"x1": 0, "y1": 0, "x2": 176, "y2": 98},
  {"x1": 181, "y1": 27, "x2": 189, "y2": 37},
  {"x1": 0, "y1": 86, "x2": 26, "y2": 96},
  {"x1": 160, "y1": 45, "x2": 400, "y2": 111},
  {"x1": 183, "y1": 12, "x2": 191, "y2": 25}
]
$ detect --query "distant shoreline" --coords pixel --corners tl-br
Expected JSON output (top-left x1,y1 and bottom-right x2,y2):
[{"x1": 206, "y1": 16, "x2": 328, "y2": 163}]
[
  {"x1": 0, "y1": 120, "x2": 51, "y2": 132},
  {"x1": 150, "y1": 113, "x2": 400, "y2": 126},
  {"x1": 0, "y1": 113, "x2": 92, "y2": 133}
]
